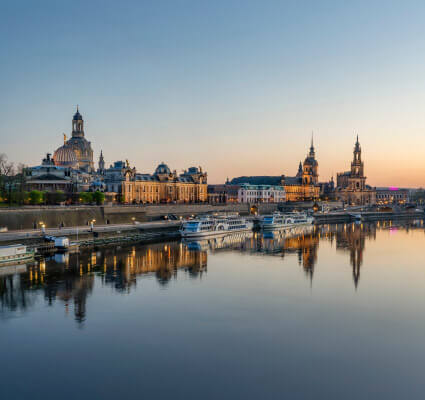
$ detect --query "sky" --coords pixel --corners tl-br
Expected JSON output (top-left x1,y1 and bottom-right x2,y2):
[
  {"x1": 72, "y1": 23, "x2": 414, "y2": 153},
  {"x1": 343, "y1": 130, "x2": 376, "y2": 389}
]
[{"x1": 1, "y1": 0, "x2": 425, "y2": 186}]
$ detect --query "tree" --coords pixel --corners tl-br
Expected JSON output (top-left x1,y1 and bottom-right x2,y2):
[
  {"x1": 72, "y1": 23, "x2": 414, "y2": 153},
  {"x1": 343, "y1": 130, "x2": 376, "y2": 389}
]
[
  {"x1": 0, "y1": 154, "x2": 15, "y2": 203},
  {"x1": 0, "y1": 153, "x2": 15, "y2": 177},
  {"x1": 92, "y1": 190, "x2": 105, "y2": 205},
  {"x1": 29, "y1": 190, "x2": 44, "y2": 205},
  {"x1": 46, "y1": 190, "x2": 66, "y2": 205},
  {"x1": 79, "y1": 192, "x2": 93, "y2": 204}
]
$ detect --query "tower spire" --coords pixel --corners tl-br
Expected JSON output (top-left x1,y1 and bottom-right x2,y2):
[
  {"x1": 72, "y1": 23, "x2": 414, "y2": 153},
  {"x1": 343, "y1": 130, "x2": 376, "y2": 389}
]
[{"x1": 309, "y1": 132, "x2": 315, "y2": 157}]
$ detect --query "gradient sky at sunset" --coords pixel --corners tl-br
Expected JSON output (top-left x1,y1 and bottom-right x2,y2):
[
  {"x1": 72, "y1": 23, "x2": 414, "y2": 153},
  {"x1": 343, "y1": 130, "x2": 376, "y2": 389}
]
[{"x1": 1, "y1": 0, "x2": 425, "y2": 186}]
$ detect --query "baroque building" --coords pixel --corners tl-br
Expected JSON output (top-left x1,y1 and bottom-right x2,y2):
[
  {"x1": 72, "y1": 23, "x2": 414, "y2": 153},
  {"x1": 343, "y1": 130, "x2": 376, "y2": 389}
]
[
  {"x1": 237, "y1": 184, "x2": 286, "y2": 203},
  {"x1": 336, "y1": 136, "x2": 376, "y2": 205},
  {"x1": 63, "y1": 108, "x2": 94, "y2": 172},
  {"x1": 106, "y1": 161, "x2": 208, "y2": 204},
  {"x1": 26, "y1": 153, "x2": 92, "y2": 193},
  {"x1": 28, "y1": 108, "x2": 100, "y2": 196},
  {"x1": 281, "y1": 138, "x2": 320, "y2": 201},
  {"x1": 52, "y1": 108, "x2": 94, "y2": 172},
  {"x1": 230, "y1": 138, "x2": 320, "y2": 202}
]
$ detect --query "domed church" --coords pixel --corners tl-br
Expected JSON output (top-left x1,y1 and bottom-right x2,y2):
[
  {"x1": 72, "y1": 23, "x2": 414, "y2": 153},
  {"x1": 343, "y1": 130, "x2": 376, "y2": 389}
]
[
  {"x1": 53, "y1": 141, "x2": 79, "y2": 169},
  {"x1": 57, "y1": 107, "x2": 94, "y2": 172}
]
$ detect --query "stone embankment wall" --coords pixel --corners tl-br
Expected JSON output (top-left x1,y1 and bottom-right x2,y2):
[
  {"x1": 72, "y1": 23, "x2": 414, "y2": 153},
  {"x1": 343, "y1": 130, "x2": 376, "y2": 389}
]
[{"x1": 0, "y1": 203, "x2": 279, "y2": 230}]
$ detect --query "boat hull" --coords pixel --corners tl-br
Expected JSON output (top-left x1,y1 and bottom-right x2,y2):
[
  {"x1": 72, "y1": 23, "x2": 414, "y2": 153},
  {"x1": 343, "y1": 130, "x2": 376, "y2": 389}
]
[
  {"x1": 0, "y1": 253, "x2": 34, "y2": 266},
  {"x1": 261, "y1": 220, "x2": 314, "y2": 231},
  {"x1": 180, "y1": 226, "x2": 253, "y2": 239}
]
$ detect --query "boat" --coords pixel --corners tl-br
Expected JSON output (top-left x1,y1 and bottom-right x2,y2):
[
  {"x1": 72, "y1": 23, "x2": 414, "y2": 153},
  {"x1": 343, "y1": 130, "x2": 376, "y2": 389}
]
[
  {"x1": 349, "y1": 213, "x2": 362, "y2": 222},
  {"x1": 0, "y1": 244, "x2": 34, "y2": 265},
  {"x1": 180, "y1": 215, "x2": 254, "y2": 238},
  {"x1": 260, "y1": 212, "x2": 314, "y2": 230}
]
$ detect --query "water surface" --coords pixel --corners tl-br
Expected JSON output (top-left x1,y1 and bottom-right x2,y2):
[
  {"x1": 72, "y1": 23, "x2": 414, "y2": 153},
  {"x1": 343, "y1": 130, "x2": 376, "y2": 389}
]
[{"x1": 1, "y1": 220, "x2": 425, "y2": 399}]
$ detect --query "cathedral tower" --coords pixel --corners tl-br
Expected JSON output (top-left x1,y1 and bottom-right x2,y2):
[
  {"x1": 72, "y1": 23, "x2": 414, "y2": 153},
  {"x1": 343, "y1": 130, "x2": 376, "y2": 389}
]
[
  {"x1": 64, "y1": 107, "x2": 94, "y2": 172},
  {"x1": 349, "y1": 135, "x2": 365, "y2": 190},
  {"x1": 72, "y1": 106, "x2": 84, "y2": 138},
  {"x1": 98, "y1": 150, "x2": 105, "y2": 174},
  {"x1": 302, "y1": 135, "x2": 319, "y2": 185}
]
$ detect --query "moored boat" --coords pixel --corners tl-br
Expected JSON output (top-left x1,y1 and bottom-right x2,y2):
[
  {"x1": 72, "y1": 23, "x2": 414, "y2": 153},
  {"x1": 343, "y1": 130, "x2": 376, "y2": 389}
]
[
  {"x1": 260, "y1": 212, "x2": 314, "y2": 230},
  {"x1": 180, "y1": 215, "x2": 254, "y2": 238},
  {"x1": 0, "y1": 244, "x2": 34, "y2": 265}
]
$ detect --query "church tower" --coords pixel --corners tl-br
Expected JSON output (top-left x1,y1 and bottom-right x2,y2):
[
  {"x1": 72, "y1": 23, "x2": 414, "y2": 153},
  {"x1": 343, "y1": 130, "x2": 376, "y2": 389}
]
[
  {"x1": 98, "y1": 150, "x2": 105, "y2": 174},
  {"x1": 64, "y1": 107, "x2": 94, "y2": 172},
  {"x1": 72, "y1": 106, "x2": 84, "y2": 138},
  {"x1": 349, "y1": 135, "x2": 365, "y2": 190},
  {"x1": 302, "y1": 135, "x2": 319, "y2": 185}
]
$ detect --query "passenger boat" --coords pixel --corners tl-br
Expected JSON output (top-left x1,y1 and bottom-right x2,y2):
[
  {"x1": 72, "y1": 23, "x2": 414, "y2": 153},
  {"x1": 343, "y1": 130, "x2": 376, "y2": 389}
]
[
  {"x1": 260, "y1": 212, "x2": 314, "y2": 230},
  {"x1": 0, "y1": 244, "x2": 35, "y2": 265},
  {"x1": 180, "y1": 215, "x2": 254, "y2": 238}
]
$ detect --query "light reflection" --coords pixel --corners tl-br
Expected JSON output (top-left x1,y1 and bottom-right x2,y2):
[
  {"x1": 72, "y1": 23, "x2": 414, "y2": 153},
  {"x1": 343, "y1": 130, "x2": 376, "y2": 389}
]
[{"x1": 0, "y1": 219, "x2": 424, "y2": 325}]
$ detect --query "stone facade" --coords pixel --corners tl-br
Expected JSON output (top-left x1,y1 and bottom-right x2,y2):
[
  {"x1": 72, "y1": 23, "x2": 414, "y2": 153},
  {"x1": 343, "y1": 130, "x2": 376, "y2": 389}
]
[
  {"x1": 26, "y1": 153, "x2": 92, "y2": 193},
  {"x1": 64, "y1": 108, "x2": 94, "y2": 172},
  {"x1": 231, "y1": 139, "x2": 320, "y2": 202},
  {"x1": 237, "y1": 184, "x2": 286, "y2": 203},
  {"x1": 336, "y1": 137, "x2": 376, "y2": 205},
  {"x1": 121, "y1": 163, "x2": 208, "y2": 204},
  {"x1": 376, "y1": 187, "x2": 409, "y2": 205}
]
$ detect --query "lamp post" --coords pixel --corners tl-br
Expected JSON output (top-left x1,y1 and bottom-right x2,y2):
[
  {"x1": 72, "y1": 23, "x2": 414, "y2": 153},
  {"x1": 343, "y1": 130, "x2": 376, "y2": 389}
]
[
  {"x1": 90, "y1": 219, "x2": 96, "y2": 232},
  {"x1": 39, "y1": 222, "x2": 46, "y2": 235}
]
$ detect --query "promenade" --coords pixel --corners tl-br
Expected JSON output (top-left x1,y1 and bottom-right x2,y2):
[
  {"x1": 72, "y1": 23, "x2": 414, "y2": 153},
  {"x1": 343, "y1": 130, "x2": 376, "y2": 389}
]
[{"x1": 0, "y1": 220, "x2": 181, "y2": 243}]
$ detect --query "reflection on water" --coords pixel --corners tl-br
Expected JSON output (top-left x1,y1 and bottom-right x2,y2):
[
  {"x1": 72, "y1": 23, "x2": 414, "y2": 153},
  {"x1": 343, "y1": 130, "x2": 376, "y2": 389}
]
[
  {"x1": 0, "y1": 219, "x2": 423, "y2": 324},
  {"x1": 0, "y1": 243, "x2": 207, "y2": 323},
  {"x1": 2, "y1": 219, "x2": 425, "y2": 400}
]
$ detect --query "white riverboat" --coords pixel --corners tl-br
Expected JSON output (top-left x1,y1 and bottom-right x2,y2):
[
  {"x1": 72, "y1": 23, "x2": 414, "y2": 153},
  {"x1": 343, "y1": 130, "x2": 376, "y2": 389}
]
[
  {"x1": 260, "y1": 212, "x2": 314, "y2": 230},
  {"x1": 0, "y1": 244, "x2": 34, "y2": 265},
  {"x1": 180, "y1": 215, "x2": 254, "y2": 238}
]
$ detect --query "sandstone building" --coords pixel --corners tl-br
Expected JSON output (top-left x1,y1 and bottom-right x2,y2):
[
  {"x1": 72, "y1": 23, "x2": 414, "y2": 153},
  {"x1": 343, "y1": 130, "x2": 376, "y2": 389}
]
[
  {"x1": 336, "y1": 136, "x2": 376, "y2": 205},
  {"x1": 117, "y1": 162, "x2": 208, "y2": 204}
]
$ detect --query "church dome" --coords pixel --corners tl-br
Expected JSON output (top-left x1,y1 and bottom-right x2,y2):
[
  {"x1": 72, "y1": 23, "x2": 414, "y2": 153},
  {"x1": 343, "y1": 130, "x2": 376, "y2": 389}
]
[
  {"x1": 304, "y1": 156, "x2": 318, "y2": 167},
  {"x1": 155, "y1": 162, "x2": 171, "y2": 175},
  {"x1": 73, "y1": 110, "x2": 83, "y2": 121},
  {"x1": 53, "y1": 145, "x2": 78, "y2": 168}
]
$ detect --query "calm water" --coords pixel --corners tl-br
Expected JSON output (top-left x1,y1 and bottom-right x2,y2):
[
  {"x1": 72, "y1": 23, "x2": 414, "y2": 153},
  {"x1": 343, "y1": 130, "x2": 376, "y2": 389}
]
[{"x1": 1, "y1": 220, "x2": 425, "y2": 399}]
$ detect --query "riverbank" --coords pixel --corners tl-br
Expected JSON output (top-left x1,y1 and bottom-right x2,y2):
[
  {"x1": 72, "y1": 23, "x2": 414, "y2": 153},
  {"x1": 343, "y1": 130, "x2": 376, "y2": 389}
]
[
  {"x1": 0, "y1": 220, "x2": 181, "y2": 245},
  {"x1": 313, "y1": 210, "x2": 424, "y2": 223},
  {"x1": 0, "y1": 203, "x2": 279, "y2": 230}
]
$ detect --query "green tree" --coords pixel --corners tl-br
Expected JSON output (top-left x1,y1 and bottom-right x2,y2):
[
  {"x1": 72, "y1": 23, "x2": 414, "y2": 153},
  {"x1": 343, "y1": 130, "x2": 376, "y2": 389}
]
[
  {"x1": 29, "y1": 190, "x2": 44, "y2": 205},
  {"x1": 92, "y1": 190, "x2": 105, "y2": 205},
  {"x1": 79, "y1": 192, "x2": 93, "y2": 204}
]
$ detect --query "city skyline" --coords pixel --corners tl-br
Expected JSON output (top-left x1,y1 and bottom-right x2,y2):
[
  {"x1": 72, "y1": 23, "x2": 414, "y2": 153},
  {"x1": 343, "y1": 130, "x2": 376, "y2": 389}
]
[{"x1": 2, "y1": 1, "x2": 425, "y2": 187}]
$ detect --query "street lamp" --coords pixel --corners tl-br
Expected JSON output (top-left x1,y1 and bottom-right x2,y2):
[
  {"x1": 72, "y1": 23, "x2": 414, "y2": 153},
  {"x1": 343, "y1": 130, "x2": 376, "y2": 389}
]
[
  {"x1": 90, "y1": 219, "x2": 96, "y2": 231},
  {"x1": 39, "y1": 222, "x2": 46, "y2": 235}
]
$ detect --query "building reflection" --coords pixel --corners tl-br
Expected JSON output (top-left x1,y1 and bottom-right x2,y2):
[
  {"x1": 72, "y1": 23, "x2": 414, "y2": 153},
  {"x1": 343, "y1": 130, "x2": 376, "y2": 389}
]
[
  {"x1": 1, "y1": 219, "x2": 424, "y2": 323},
  {"x1": 334, "y1": 223, "x2": 376, "y2": 288},
  {"x1": 0, "y1": 243, "x2": 207, "y2": 324}
]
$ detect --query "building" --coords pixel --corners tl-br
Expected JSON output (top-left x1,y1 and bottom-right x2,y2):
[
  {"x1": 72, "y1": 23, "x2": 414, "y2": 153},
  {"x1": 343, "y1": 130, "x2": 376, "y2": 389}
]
[
  {"x1": 238, "y1": 184, "x2": 286, "y2": 203},
  {"x1": 62, "y1": 108, "x2": 95, "y2": 172},
  {"x1": 336, "y1": 136, "x2": 376, "y2": 205},
  {"x1": 26, "y1": 153, "x2": 92, "y2": 193},
  {"x1": 207, "y1": 183, "x2": 240, "y2": 204},
  {"x1": 104, "y1": 160, "x2": 132, "y2": 196},
  {"x1": 318, "y1": 177, "x2": 335, "y2": 200},
  {"x1": 27, "y1": 108, "x2": 100, "y2": 198},
  {"x1": 230, "y1": 138, "x2": 320, "y2": 202},
  {"x1": 120, "y1": 162, "x2": 208, "y2": 204},
  {"x1": 376, "y1": 187, "x2": 409, "y2": 205}
]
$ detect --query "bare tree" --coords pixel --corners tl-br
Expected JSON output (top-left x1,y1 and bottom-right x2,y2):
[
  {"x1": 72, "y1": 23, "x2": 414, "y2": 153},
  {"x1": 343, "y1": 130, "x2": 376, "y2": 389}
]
[
  {"x1": 0, "y1": 153, "x2": 15, "y2": 177},
  {"x1": 16, "y1": 162, "x2": 27, "y2": 175}
]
